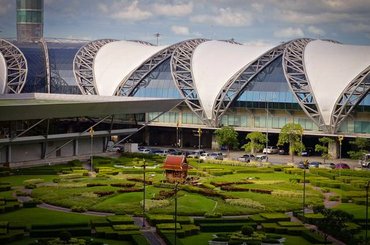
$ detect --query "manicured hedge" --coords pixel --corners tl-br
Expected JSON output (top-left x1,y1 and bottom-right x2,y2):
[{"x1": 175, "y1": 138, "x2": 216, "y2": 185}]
[
  {"x1": 106, "y1": 215, "x2": 134, "y2": 225},
  {"x1": 131, "y1": 234, "x2": 150, "y2": 245},
  {"x1": 30, "y1": 227, "x2": 91, "y2": 237},
  {"x1": 259, "y1": 213, "x2": 290, "y2": 222},
  {"x1": 199, "y1": 223, "x2": 245, "y2": 232},
  {"x1": 146, "y1": 214, "x2": 191, "y2": 225},
  {"x1": 193, "y1": 217, "x2": 251, "y2": 225}
]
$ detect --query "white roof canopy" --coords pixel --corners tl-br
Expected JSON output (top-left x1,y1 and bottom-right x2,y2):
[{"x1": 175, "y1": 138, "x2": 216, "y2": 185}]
[
  {"x1": 0, "y1": 51, "x2": 7, "y2": 94},
  {"x1": 304, "y1": 40, "x2": 370, "y2": 125},
  {"x1": 192, "y1": 40, "x2": 271, "y2": 119},
  {"x1": 94, "y1": 41, "x2": 165, "y2": 96}
]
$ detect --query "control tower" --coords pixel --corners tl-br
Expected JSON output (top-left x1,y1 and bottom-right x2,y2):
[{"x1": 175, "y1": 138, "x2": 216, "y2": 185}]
[{"x1": 16, "y1": 0, "x2": 44, "y2": 42}]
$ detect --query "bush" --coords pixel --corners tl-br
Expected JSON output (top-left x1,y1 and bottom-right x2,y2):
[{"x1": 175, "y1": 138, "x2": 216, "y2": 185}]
[
  {"x1": 204, "y1": 212, "x2": 222, "y2": 218},
  {"x1": 241, "y1": 225, "x2": 254, "y2": 236},
  {"x1": 107, "y1": 215, "x2": 134, "y2": 225},
  {"x1": 71, "y1": 206, "x2": 86, "y2": 213}
]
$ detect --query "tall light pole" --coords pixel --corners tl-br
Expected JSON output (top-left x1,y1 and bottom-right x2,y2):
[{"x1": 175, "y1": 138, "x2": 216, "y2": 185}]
[
  {"x1": 154, "y1": 33, "x2": 160, "y2": 46},
  {"x1": 302, "y1": 159, "x2": 308, "y2": 219},
  {"x1": 266, "y1": 100, "x2": 269, "y2": 157},
  {"x1": 174, "y1": 182, "x2": 179, "y2": 245},
  {"x1": 198, "y1": 128, "x2": 202, "y2": 163},
  {"x1": 142, "y1": 159, "x2": 146, "y2": 228},
  {"x1": 338, "y1": 135, "x2": 344, "y2": 161},
  {"x1": 366, "y1": 180, "x2": 369, "y2": 245},
  {"x1": 89, "y1": 127, "x2": 94, "y2": 172}
]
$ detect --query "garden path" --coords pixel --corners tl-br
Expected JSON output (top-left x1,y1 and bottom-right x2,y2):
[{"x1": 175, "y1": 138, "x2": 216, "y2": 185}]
[{"x1": 133, "y1": 217, "x2": 167, "y2": 245}]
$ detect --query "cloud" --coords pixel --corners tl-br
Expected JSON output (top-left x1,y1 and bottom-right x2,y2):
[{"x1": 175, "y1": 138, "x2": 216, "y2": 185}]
[
  {"x1": 191, "y1": 8, "x2": 253, "y2": 27},
  {"x1": 274, "y1": 27, "x2": 304, "y2": 38},
  {"x1": 307, "y1": 26, "x2": 326, "y2": 36},
  {"x1": 110, "y1": 0, "x2": 152, "y2": 21},
  {"x1": 0, "y1": 0, "x2": 13, "y2": 16},
  {"x1": 251, "y1": 3, "x2": 264, "y2": 13},
  {"x1": 153, "y1": 2, "x2": 193, "y2": 17},
  {"x1": 342, "y1": 22, "x2": 370, "y2": 33},
  {"x1": 171, "y1": 25, "x2": 190, "y2": 35}
]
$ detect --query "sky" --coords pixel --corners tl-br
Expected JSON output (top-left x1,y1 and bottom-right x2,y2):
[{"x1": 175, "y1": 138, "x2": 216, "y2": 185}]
[{"x1": 1, "y1": 0, "x2": 370, "y2": 46}]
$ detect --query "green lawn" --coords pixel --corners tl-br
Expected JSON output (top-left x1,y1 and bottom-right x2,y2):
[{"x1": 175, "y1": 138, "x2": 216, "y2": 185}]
[
  {"x1": 0, "y1": 175, "x2": 56, "y2": 186},
  {"x1": 334, "y1": 203, "x2": 370, "y2": 220},
  {"x1": 7, "y1": 237, "x2": 134, "y2": 245},
  {"x1": 0, "y1": 207, "x2": 93, "y2": 226}
]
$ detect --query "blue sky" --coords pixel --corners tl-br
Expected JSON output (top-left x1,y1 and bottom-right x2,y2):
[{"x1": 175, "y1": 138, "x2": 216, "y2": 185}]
[{"x1": 1, "y1": 0, "x2": 370, "y2": 46}]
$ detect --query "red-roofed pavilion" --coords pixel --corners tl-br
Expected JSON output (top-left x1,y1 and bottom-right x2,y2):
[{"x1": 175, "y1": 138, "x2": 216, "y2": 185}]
[{"x1": 163, "y1": 155, "x2": 188, "y2": 183}]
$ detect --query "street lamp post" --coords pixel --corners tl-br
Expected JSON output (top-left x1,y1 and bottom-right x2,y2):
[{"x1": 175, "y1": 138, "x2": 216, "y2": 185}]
[
  {"x1": 338, "y1": 135, "x2": 344, "y2": 161},
  {"x1": 198, "y1": 128, "x2": 202, "y2": 163},
  {"x1": 142, "y1": 159, "x2": 146, "y2": 228},
  {"x1": 174, "y1": 182, "x2": 179, "y2": 245},
  {"x1": 265, "y1": 100, "x2": 269, "y2": 158},
  {"x1": 366, "y1": 181, "x2": 369, "y2": 245},
  {"x1": 302, "y1": 159, "x2": 308, "y2": 219},
  {"x1": 89, "y1": 127, "x2": 94, "y2": 172}
]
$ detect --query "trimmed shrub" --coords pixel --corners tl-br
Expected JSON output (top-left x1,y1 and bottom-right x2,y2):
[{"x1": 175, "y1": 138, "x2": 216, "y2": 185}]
[
  {"x1": 107, "y1": 215, "x2": 134, "y2": 225},
  {"x1": 131, "y1": 234, "x2": 150, "y2": 245},
  {"x1": 71, "y1": 206, "x2": 87, "y2": 213},
  {"x1": 241, "y1": 225, "x2": 254, "y2": 235}
]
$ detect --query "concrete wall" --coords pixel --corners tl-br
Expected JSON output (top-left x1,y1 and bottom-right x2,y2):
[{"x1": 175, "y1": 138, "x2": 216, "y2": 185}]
[{"x1": 0, "y1": 137, "x2": 105, "y2": 164}]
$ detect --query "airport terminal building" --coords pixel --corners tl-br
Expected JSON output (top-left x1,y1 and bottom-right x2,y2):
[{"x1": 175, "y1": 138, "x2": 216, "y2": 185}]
[{"x1": 0, "y1": 37, "x2": 369, "y2": 164}]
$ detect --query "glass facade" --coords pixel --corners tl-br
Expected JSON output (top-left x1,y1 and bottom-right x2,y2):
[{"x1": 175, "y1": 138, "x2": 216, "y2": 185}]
[
  {"x1": 231, "y1": 56, "x2": 299, "y2": 109},
  {"x1": 16, "y1": 42, "x2": 47, "y2": 93},
  {"x1": 47, "y1": 42, "x2": 85, "y2": 94},
  {"x1": 133, "y1": 58, "x2": 182, "y2": 98},
  {"x1": 17, "y1": 0, "x2": 43, "y2": 9},
  {"x1": 17, "y1": 10, "x2": 42, "y2": 23}
]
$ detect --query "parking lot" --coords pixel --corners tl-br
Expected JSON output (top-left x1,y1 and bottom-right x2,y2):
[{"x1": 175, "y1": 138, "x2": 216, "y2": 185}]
[{"x1": 140, "y1": 146, "x2": 363, "y2": 169}]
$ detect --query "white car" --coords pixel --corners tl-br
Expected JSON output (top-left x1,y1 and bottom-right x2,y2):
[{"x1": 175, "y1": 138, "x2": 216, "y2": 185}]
[
  {"x1": 255, "y1": 155, "x2": 268, "y2": 162},
  {"x1": 262, "y1": 146, "x2": 279, "y2": 154}
]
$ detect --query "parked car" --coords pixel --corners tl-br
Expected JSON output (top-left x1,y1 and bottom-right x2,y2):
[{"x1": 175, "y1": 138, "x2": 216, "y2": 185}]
[
  {"x1": 156, "y1": 149, "x2": 168, "y2": 156},
  {"x1": 255, "y1": 154, "x2": 268, "y2": 162},
  {"x1": 301, "y1": 147, "x2": 314, "y2": 157},
  {"x1": 309, "y1": 161, "x2": 321, "y2": 168},
  {"x1": 360, "y1": 153, "x2": 370, "y2": 168},
  {"x1": 319, "y1": 163, "x2": 336, "y2": 169},
  {"x1": 139, "y1": 148, "x2": 151, "y2": 154},
  {"x1": 167, "y1": 148, "x2": 181, "y2": 155},
  {"x1": 209, "y1": 152, "x2": 223, "y2": 160},
  {"x1": 278, "y1": 148, "x2": 288, "y2": 155},
  {"x1": 297, "y1": 161, "x2": 309, "y2": 169},
  {"x1": 335, "y1": 163, "x2": 350, "y2": 169},
  {"x1": 199, "y1": 152, "x2": 210, "y2": 161},
  {"x1": 238, "y1": 154, "x2": 255, "y2": 162},
  {"x1": 262, "y1": 146, "x2": 278, "y2": 154},
  {"x1": 188, "y1": 150, "x2": 206, "y2": 158}
]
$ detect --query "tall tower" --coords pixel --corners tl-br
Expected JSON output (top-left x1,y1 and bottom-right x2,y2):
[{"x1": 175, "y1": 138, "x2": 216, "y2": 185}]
[{"x1": 16, "y1": 0, "x2": 44, "y2": 42}]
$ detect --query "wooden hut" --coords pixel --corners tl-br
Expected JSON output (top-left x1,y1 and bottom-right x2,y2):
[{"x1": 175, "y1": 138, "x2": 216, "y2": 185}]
[{"x1": 163, "y1": 155, "x2": 188, "y2": 183}]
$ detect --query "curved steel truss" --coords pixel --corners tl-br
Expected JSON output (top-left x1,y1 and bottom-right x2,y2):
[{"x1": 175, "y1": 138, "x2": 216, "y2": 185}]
[
  {"x1": 212, "y1": 43, "x2": 287, "y2": 126},
  {"x1": 73, "y1": 39, "x2": 116, "y2": 95},
  {"x1": 282, "y1": 38, "x2": 328, "y2": 131},
  {"x1": 0, "y1": 39, "x2": 27, "y2": 93},
  {"x1": 114, "y1": 43, "x2": 180, "y2": 96},
  {"x1": 128, "y1": 40, "x2": 154, "y2": 46},
  {"x1": 171, "y1": 38, "x2": 209, "y2": 125},
  {"x1": 331, "y1": 66, "x2": 370, "y2": 133}
]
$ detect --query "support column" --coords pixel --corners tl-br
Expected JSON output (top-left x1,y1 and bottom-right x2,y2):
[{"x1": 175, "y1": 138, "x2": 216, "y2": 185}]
[
  {"x1": 328, "y1": 140, "x2": 339, "y2": 159},
  {"x1": 73, "y1": 139, "x2": 78, "y2": 156},
  {"x1": 211, "y1": 134, "x2": 219, "y2": 150},
  {"x1": 144, "y1": 127, "x2": 150, "y2": 146},
  {"x1": 6, "y1": 145, "x2": 11, "y2": 164}
]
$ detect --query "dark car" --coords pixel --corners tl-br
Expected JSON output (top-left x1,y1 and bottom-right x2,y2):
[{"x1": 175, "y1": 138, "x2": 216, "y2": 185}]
[
  {"x1": 335, "y1": 163, "x2": 350, "y2": 169},
  {"x1": 309, "y1": 161, "x2": 321, "y2": 168},
  {"x1": 301, "y1": 147, "x2": 314, "y2": 157},
  {"x1": 278, "y1": 148, "x2": 288, "y2": 155},
  {"x1": 297, "y1": 161, "x2": 309, "y2": 169}
]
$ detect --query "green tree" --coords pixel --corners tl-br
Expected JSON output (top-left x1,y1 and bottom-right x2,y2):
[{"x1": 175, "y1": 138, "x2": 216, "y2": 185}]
[
  {"x1": 214, "y1": 126, "x2": 239, "y2": 155},
  {"x1": 242, "y1": 131, "x2": 266, "y2": 154},
  {"x1": 277, "y1": 123, "x2": 304, "y2": 162},
  {"x1": 315, "y1": 137, "x2": 334, "y2": 163},
  {"x1": 347, "y1": 137, "x2": 370, "y2": 159}
]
